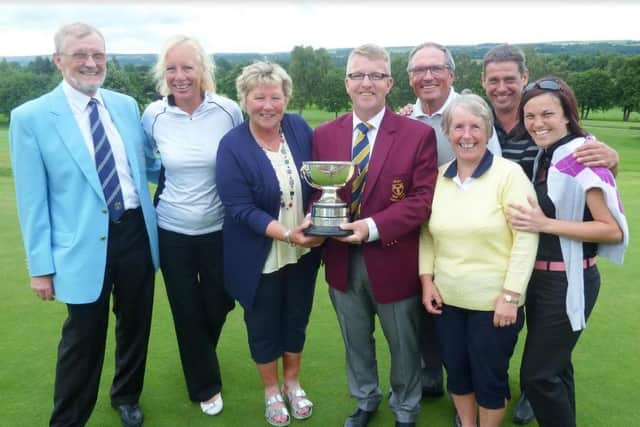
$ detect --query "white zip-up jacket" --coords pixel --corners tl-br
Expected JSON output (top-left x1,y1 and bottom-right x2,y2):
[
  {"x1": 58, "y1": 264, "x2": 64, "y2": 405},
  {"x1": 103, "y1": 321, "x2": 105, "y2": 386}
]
[{"x1": 142, "y1": 93, "x2": 243, "y2": 235}]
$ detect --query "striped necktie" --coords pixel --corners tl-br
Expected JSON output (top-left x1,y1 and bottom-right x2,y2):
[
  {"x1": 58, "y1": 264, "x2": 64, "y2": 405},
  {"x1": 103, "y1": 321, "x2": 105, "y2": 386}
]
[
  {"x1": 88, "y1": 98, "x2": 125, "y2": 222},
  {"x1": 351, "y1": 122, "x2": 372, "y2": 219}
]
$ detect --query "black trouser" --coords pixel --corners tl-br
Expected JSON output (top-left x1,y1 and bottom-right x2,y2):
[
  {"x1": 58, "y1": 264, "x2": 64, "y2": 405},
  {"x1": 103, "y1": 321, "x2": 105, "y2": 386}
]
[
  {"x1": 420, "y1": 311, "x2": 444, "y2": 382},
  {"x1": 520, "y1": 265, "x2": 600, "y2": 427},
  {"x1": 50, "y1": 208, "x2": 155, "y2": 427},
  {"x1": 159, "y1": 228, "x2": 234, "y2": 402}
]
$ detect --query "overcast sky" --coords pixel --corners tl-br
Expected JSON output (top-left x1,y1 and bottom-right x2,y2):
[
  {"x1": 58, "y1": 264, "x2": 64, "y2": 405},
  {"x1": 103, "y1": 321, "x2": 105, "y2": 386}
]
[{"x1": 1, "y1": 1, "x2": 639, "y2": 57}]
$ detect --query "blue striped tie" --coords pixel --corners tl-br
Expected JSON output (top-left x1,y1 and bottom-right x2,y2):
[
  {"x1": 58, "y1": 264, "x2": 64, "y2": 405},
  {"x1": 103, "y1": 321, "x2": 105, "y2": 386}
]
[
  {"x1": 351, "y1": 122, "x2": 372, "y2": 219},
  {"x1": 88, "y1": 98, "x2": 124, "y2": 222}
]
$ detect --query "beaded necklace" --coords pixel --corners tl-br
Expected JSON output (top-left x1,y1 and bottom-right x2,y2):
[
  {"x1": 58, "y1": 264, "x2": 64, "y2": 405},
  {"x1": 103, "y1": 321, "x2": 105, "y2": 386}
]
[{"x1": 278, "y1": 130, "x2": 295, "y2": 210}]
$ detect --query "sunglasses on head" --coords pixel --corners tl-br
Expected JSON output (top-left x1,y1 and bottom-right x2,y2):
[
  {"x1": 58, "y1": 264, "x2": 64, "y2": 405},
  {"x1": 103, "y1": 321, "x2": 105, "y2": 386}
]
[{"x1": 524, "y1": 79, "x2": 561, "y2": 93}]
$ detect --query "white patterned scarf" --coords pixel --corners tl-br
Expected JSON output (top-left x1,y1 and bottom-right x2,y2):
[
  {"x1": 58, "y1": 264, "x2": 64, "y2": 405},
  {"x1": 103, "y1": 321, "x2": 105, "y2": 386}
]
[{"x1": 534, "y1": 136, "x2": 629, "y2": 331}]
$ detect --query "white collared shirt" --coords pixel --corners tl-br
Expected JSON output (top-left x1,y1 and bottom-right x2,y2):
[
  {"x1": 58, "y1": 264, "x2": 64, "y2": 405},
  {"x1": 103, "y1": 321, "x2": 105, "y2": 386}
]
[
  {"x1": 352, "y1": 107, "x2": 386, "y2": 242},
  {"x1": 352, "y1": 107, "x2": 385, "y2": 151},
  {"x1": 61, "y1": 80, "x2": 140, "y2": 209},
  {"x1": 453, "y1": 175, "x2": 475, "y2": 190}
]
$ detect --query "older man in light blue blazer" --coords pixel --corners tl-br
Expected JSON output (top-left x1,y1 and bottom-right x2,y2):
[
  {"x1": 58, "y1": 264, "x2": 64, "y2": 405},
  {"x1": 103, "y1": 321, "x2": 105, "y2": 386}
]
[{"x1": 9, "y1": 22, "x2": 158, "y2": 427}]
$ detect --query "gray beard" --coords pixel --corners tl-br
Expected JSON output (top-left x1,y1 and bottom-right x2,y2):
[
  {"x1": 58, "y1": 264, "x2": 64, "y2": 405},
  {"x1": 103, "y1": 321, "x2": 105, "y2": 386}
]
[{"x1": 67, "y1": 75, "x2": 105, "y2": 97}]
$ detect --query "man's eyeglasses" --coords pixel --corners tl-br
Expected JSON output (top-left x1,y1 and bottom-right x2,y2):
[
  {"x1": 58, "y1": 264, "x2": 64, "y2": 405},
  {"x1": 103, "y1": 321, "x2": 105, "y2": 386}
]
[
  {"x1": 524, "y1": 79, "x2": 561, "y2": 93},
  {"x1": 347, "y1": 72, "x2": 390, "y2": 81},
  {"x1": 64, "y1": 52, "x2": 107, "y2": 63},
  {"x1": 408, "y1": 65, "x2": 450, "y2": 77}
]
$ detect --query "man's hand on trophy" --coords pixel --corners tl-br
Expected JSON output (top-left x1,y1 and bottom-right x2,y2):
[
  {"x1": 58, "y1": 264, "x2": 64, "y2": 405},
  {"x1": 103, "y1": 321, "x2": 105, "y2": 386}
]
[{"x1": 336, "y1": 220, "x2": 369, "y2": 244}]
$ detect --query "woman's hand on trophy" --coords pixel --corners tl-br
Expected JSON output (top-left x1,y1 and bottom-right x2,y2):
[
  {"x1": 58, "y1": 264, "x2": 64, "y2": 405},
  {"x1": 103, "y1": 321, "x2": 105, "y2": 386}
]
[{"x1": 291, "y1": 217, "x2": 326, "y2": 248}]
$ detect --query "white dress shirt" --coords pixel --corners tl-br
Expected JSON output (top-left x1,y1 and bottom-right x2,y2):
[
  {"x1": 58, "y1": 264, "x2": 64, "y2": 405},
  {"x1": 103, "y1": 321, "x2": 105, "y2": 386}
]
[
  {"x1": 61, "y1": 80, "x2": 140, "y2": 209},
  {"x1": 352, "y1": 107, "x2": 386, "y2": 242}
]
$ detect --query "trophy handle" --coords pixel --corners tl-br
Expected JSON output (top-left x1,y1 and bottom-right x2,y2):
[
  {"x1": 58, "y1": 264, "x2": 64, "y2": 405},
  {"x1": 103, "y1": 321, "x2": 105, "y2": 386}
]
[{"x1": 300, "y1": 163, "x2": 322, "y2": 190}]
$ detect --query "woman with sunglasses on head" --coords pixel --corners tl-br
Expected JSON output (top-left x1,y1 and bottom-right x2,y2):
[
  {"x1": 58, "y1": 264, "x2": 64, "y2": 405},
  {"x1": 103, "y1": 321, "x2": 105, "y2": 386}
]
[{"x1": 507, "y1": 77, "x2": 629, "y2": 427}]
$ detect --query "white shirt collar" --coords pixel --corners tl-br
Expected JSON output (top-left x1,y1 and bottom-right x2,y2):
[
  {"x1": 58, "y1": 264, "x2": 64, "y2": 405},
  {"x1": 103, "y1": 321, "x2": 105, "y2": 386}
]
[
  {"x1": 352, "y1": 107, "x2": 385, "y2": 132},
  {"x1": 61, "y1": 79, "x2": 104, "y2": 112},
  {"x1": 412, "y1": 87, "x2": 457, "y2": 119}
]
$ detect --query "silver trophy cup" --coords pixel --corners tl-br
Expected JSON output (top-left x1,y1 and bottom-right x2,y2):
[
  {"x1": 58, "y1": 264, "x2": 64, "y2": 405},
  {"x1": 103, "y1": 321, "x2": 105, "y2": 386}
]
[{"x1": 300, "y1": 161, "x2": 357, "y2": 236}]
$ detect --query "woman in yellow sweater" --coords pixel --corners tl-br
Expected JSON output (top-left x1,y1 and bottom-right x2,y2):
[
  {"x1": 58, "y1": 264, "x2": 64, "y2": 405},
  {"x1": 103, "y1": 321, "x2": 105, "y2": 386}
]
[{"x1": 419, "y1": 94, "x2": 538, "y2": 427}]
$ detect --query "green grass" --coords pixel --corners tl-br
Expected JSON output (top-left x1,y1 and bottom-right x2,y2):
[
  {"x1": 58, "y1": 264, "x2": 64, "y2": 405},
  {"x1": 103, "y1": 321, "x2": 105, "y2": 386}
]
[
  {"x1": 585, "y1": 107, "x2": 640, "y2": 123},
  {"x1": 296, "y1": 106, "x2": 349, "y2": 128},
  {"x1": 1, "y1": 114, "x2": 639, "y2": 426},
  {"x1": 0, "y1": 123, "x2": 10, "y2": 177}
]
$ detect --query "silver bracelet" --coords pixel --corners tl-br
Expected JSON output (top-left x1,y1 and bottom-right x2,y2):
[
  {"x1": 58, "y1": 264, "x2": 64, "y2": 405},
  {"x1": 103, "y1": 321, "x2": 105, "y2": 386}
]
[{"x1": 283, "y1": 230, "x2": 292, "y2": 245}]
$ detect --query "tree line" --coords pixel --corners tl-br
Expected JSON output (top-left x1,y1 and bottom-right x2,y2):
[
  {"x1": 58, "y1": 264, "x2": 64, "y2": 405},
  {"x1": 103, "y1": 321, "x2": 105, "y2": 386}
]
[{"x1": 1, "y1": 46, "x2": 639, "y2": 121}]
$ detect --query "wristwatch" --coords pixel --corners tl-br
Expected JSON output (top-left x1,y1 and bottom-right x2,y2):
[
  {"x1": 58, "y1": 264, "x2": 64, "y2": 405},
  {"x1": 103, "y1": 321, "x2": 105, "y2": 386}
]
[{"x1": 503, "y1": 294, "x2": 519, "y2": 305}]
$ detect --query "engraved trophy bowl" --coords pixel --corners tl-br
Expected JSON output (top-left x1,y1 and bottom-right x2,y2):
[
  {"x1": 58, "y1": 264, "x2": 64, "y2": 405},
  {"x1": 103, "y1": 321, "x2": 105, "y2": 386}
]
[{"x1": 300, "y1": 161, "x2": 357, "y2": 236}]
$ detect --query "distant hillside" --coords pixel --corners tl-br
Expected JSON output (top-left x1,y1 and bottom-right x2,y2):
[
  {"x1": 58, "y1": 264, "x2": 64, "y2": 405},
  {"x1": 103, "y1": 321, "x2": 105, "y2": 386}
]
[{"x1": 3, "y1": 40, "x2": 639, "y2": 66}]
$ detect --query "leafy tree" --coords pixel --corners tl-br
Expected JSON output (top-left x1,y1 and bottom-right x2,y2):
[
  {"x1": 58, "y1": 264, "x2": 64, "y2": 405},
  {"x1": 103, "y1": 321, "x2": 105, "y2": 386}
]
[
  {"x1": 543, "y1": 55, "x2": 569, "y2": 81},
  {"x1": 215, "y1": 57, "x2": 232, "y2": 75},
  {"x1": 27, "y1": 56, "x2": 56, "y2": 75},
  {"x1": 216, "y1": 61, "x2": 250, "y2": 102},
  {"x1": 0, "y1": 58, "x2": 21, "y2": 73},
  {"x1": 103, "y1": 58, "x2": 132, "y2": 95},
  {"x1": 452, "y1": 53, "x2": 483, "y2": 95},
  {"x1": 0, "y1": 69, "x2": 56, "y2": 118},
  {"x1": 523, "y1": 48, "x2": 568, "y2": 81},
  {"x1": 606, "y1": 55, "x2": 626, "y2": 75},
  {"x1": 2, "y1": 47, "x2": 640, "y2": 125},
  {"x1": 613, "y1": 56, "x2": 640, "y2": 121},
  {"x1": 124, "y1": 64, "x2": 156, "y2": 108},
  {"x1": 387, "y1": 53, "x2": 413, "y2": 110},
  {"x1": 568, "y1": 69, "x2": 614, "y2": 119},
  {"x1": 288, "y1": 46, "x2": 330, "y2": 113},
  {"x1": 317, "y1": 67, "x2": 349, "y2": 118}
]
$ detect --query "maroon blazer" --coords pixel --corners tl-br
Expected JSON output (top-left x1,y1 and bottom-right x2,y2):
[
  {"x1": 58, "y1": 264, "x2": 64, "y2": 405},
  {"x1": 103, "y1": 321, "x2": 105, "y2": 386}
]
[{"x1": 312, "y1": 108, "x2": 438, "y2": 303}]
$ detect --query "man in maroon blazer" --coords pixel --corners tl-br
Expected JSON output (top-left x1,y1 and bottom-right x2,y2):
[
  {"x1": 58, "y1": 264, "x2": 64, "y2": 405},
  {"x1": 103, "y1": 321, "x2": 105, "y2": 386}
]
[{"x1": 312, "y1": 44, "x2": 438, "y2": 427}]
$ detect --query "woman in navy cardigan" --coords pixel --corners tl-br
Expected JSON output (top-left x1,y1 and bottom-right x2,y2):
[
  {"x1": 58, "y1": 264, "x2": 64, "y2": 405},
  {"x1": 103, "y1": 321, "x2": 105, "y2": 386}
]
[{"x1": 216, "y1": 62, "x2": 322, "y2": 427}]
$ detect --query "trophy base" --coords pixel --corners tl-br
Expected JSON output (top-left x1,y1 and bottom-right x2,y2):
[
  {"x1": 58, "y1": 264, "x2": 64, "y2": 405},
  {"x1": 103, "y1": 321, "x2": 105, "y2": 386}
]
[{"x1": 304, "y1": 225, "x2": 353, "y2": 237}]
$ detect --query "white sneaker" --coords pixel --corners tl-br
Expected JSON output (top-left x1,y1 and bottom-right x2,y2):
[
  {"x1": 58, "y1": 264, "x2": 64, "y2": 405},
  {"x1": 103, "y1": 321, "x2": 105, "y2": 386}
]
[{"x1": 200, "y1": 394, "x2": 223, "y2": 416}]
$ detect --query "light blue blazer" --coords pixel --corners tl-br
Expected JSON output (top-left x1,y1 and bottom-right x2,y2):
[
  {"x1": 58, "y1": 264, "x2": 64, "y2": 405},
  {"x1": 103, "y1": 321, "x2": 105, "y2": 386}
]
[{"x1": 9, "y1": 83, "x2": 159, "y2": 304}]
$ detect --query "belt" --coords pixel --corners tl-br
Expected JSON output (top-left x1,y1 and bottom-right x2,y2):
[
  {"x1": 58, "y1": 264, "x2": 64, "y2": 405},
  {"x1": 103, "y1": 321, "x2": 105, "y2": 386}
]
[{"x1": 534, "y1": 257, "x2": 596, "y2": 272}]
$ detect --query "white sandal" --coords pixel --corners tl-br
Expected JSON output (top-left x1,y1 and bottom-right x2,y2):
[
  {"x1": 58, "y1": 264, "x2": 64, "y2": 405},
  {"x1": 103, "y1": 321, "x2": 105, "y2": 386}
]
[
  {"x1": 265, "y1": 393, "x2": 290, "y2": 427},
  {"x1": 284, "y1": 387, "x2": 313, "y2": 420}
]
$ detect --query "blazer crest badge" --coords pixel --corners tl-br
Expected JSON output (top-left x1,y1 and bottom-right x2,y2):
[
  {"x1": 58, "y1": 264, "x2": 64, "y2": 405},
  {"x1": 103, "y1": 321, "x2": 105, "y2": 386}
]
[{"x1": 390, "y1": 179, "x2": 406, "y2": 202}]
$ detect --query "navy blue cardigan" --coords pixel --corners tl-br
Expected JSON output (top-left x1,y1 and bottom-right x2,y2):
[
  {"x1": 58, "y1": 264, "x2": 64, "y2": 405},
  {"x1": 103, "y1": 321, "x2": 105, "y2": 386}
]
[{"x1": 216, "y1": 113, "x2": 319, "y2": 310}]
